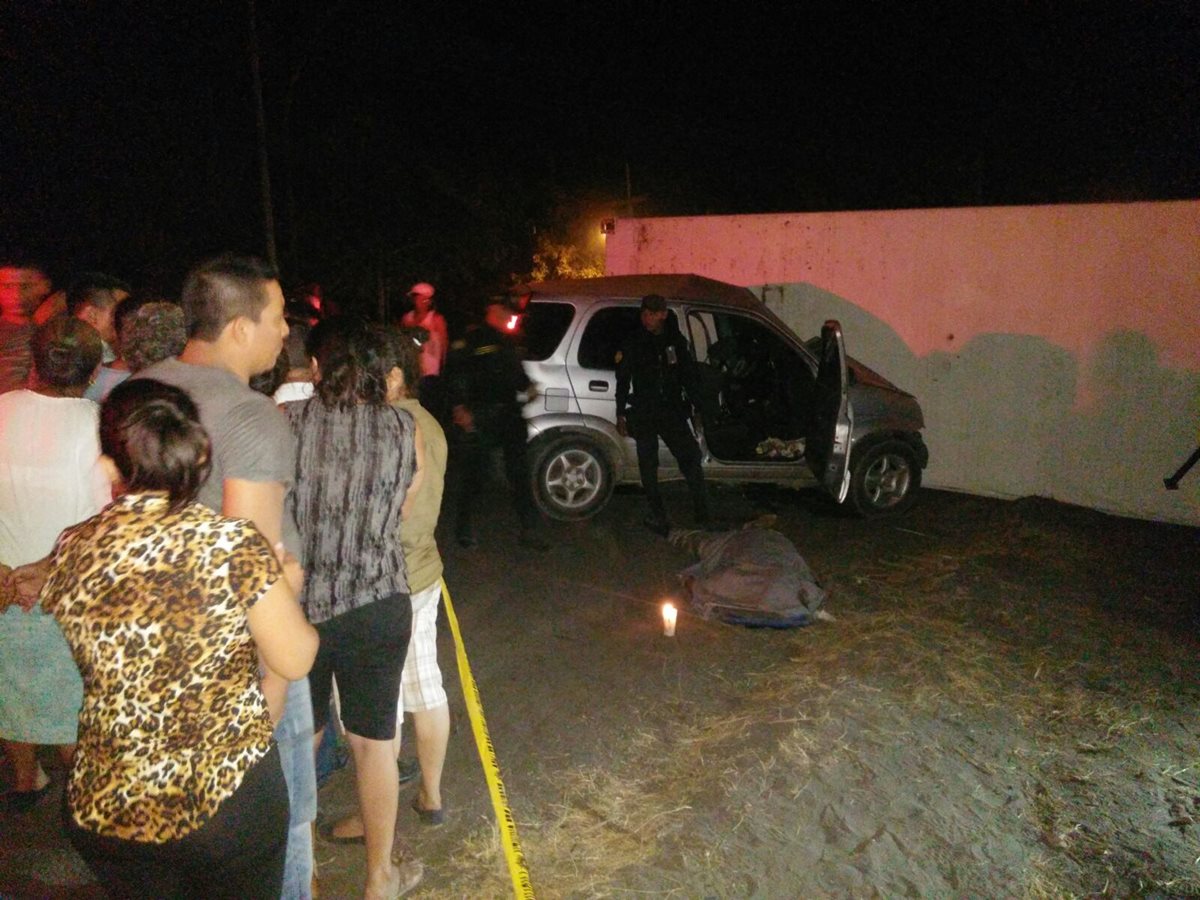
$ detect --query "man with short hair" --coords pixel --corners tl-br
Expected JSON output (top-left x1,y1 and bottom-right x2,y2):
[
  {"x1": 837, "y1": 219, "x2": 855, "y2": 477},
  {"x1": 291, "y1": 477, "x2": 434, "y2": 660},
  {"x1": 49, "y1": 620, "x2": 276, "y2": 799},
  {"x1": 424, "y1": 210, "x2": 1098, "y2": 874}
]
[
  {"x1": 85, "y1": 297, "x2": 188, "y2": 403},
  {"x1": 616, "y1": 293, "x2": 711, "y2": 535},
  {"x1": 139, "y1": 254, "x2": 317, "y2": 900},
  {"x1": 0, "y1": 262, "x2": 52, "y2": 394},
  {"x1": 66, "y1": 273, "x2": 130, "y2": 364}
]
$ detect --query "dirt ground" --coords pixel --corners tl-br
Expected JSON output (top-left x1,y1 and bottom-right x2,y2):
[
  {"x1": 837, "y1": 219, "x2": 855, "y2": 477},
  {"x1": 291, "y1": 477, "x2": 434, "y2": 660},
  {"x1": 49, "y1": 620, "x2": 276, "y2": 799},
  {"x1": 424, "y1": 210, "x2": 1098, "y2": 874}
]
[{"x1": 2, "y1": 480, "x2": 1198, "y2": 899}]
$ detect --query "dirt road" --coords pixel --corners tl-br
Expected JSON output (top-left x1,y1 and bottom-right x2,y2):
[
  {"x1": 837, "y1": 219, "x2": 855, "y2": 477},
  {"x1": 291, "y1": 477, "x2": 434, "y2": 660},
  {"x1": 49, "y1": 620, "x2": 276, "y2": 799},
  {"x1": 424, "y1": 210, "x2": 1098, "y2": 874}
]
[{"x1": 3, "y1": 483, "x2": 1198, "y2": 898}]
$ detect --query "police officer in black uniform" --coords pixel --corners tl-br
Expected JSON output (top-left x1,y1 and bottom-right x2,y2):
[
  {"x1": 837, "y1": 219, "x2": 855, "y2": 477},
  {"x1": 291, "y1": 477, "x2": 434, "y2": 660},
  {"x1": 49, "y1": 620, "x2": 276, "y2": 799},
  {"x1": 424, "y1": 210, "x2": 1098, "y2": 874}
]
[
  {"x1": 615, "y1": 294, "x2": 711, "y2": 535},
  {"x1": 447, "y1": 295, "x2": 548, "y2": 551}
]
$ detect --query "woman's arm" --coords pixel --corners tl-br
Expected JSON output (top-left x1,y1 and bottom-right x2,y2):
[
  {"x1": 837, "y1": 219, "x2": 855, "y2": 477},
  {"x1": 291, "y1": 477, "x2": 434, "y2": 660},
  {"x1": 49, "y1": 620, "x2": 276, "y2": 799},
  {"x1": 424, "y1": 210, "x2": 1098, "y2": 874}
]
[
  {"x1": 247, "y1": 577, "x2": 318, "y2": 682},
  {"x1": 401, "y1": 421, "x2": 427, "y2": 521},
  {"x1": 255, "y1": 542, "x2": 309, "y2": 722},
  {"x1": 14, "y1": 556, "x2": 52, "y2": 611},
  {"x1": 260, "y1": 666, "x2": 290, "y2": 724},
  {"x1": 0, "y1": 564, "x2": 14, "y2": 614}
]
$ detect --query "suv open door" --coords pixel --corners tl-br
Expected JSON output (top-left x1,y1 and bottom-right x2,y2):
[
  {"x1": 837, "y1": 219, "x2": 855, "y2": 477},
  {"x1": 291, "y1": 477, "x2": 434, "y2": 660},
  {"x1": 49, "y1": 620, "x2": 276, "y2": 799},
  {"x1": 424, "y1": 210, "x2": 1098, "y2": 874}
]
[{"x1": 807, "y1": 320, "x2": 853, "y2": 502}]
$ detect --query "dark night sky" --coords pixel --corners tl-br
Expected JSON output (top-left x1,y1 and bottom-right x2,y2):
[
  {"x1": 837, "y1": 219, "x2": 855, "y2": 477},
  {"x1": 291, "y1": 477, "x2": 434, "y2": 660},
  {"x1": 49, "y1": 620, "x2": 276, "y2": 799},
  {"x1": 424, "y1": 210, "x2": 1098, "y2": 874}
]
[{"x1": 2, "y1": 2, "x2": 1197, "y2": 304}]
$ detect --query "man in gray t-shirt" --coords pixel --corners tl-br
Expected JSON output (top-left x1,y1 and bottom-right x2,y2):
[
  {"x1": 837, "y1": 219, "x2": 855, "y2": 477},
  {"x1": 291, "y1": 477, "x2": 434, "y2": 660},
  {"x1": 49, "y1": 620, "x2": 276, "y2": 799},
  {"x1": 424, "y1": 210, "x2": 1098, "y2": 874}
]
[
  {"x1": 138, "y1": 254, "x2": 315, "y2": 900},
  {"x1": 144, "y1": 357, "x2": 302, "y2": 556}
]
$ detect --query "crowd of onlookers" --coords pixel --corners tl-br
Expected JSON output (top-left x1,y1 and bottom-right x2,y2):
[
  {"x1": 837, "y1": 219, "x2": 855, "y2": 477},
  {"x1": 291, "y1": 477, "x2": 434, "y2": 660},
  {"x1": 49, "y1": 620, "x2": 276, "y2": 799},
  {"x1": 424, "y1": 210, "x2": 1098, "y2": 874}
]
[{"x1": 0, "y1": 256, "x2": 457, "y2": 899}]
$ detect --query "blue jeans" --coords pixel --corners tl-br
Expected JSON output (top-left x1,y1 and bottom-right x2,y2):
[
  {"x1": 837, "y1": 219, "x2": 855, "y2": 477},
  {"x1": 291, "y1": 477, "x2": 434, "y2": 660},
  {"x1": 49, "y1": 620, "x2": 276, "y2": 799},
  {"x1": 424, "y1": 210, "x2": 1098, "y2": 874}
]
[{"x1": 274, "y1": 677, "x2": 316, "y2": 900}]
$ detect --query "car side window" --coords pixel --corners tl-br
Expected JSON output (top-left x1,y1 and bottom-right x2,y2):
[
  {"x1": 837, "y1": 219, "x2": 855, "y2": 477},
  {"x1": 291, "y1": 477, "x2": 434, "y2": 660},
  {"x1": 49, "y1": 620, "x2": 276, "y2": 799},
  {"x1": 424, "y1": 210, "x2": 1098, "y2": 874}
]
[
  {"x1": 577, "y1": 306, "x2": 640, "y2": 370},
  {"x1": 521, "y1": 302, "x2": 576, "y2": 361},
  {"x1": 578, "y1": 307, "x2": 684, "y2": 369}
]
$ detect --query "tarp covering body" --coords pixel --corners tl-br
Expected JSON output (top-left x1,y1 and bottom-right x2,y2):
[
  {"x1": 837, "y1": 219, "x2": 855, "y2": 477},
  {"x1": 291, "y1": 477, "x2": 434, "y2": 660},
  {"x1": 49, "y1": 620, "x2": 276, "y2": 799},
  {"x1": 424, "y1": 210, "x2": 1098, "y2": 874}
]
[{"x1": 670, "y1": 526, "x2": 827, "y2": 628}]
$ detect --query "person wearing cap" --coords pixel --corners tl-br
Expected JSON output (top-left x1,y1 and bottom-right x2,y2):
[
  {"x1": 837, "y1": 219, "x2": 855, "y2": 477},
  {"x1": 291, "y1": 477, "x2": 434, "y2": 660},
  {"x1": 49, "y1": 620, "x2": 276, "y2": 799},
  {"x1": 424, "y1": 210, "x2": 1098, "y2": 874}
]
[
  {"x1": 445, "y1": 296, "x2": 548, "y2": 551},
  {"x1": 615, "y1": 294, "x2": 711, "y2": 535},
  {"x1": 400, "y1": 282, "x2": 448, "y2": 415}
]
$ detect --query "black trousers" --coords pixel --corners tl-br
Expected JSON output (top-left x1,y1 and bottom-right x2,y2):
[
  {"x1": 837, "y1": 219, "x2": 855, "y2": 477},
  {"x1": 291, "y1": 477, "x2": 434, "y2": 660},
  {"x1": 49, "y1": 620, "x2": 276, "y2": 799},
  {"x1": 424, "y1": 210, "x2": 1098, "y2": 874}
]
[
  {"x1": 66, "y1": 743, "x2": 289, "y2": 900},
  {"x1": 455, "y1": 408, "x2": 537, "y2": 536},
  {"x1": 633, "y1": 411, "x2": 709, "y2": 523}
]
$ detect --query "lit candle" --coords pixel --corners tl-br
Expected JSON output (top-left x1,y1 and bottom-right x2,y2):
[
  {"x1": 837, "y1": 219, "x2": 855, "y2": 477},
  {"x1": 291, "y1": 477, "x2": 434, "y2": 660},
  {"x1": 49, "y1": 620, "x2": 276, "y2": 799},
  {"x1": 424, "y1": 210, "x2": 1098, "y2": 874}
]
[{"x1": 662, "y1": 602, "x2": 677, "y2": 637}]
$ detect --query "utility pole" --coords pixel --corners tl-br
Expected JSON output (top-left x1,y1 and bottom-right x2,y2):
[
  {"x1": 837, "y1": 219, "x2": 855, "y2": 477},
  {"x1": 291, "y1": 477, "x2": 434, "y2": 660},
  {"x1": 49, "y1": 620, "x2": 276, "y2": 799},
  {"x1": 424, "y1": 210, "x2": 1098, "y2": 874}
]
[
  {"x1": 377, "y1": 260, "x2": 387, "y2": 322},
  {"x1": 248, "y1": 0, "x2": 278, "y2": 270}
]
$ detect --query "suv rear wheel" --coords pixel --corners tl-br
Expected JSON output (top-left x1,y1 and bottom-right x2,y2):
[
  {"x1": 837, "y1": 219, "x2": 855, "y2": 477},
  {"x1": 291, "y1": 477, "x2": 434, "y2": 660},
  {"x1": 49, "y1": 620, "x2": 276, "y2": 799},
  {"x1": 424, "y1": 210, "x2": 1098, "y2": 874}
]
[
  {"x1": 849, "y1": 439, "x2": 921, "y2": 516},
  {"x1": 531, "y1": 434, "x2": 614, "y2": 521}
]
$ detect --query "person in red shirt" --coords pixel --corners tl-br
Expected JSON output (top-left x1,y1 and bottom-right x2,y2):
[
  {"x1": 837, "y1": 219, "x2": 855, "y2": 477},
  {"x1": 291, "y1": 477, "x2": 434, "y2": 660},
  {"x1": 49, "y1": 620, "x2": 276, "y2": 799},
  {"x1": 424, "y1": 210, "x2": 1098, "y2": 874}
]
[{"x1": 399, "y1": 282, "x2": 448, "y2": 415}]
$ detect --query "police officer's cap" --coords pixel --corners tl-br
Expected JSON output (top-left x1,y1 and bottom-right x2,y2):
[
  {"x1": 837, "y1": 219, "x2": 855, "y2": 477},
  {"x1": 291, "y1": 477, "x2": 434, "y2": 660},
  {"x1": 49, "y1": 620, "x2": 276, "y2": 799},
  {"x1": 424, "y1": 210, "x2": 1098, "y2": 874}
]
[{"x1": 483, "y1": 294, "x2": 512, "y2": 314}]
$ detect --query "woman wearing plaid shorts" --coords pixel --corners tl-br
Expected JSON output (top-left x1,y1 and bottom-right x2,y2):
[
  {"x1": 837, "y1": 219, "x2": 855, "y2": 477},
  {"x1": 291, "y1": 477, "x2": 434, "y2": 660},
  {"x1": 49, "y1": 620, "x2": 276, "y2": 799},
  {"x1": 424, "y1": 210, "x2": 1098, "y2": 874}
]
[{"x1": 393, "y1": 331, "x2": 451, "y2": 825}]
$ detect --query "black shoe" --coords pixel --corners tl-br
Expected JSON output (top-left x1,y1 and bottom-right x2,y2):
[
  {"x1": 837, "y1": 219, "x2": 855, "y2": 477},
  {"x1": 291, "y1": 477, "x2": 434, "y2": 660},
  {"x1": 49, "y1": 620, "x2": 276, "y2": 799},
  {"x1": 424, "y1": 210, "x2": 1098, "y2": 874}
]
[
  {"x1": 519, "y1": 529, "x2": 550, "y2": 552},
  {"x1": 642, "y1": 515, "x2": 670, "y2": 537},
  {"x1": 398, "y1": 756, "x2": 421, "y2": 786}
]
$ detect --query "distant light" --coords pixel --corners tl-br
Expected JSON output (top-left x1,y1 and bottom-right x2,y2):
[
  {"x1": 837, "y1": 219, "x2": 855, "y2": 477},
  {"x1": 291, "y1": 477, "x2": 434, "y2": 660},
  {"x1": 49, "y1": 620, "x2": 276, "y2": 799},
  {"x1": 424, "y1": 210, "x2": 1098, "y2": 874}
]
[
  {"x1": 505, "y1": 314, "x2": 519, "y2": 331},
  {"x1": 600, "y1": 218, "x2": 615, "y2": 235}
]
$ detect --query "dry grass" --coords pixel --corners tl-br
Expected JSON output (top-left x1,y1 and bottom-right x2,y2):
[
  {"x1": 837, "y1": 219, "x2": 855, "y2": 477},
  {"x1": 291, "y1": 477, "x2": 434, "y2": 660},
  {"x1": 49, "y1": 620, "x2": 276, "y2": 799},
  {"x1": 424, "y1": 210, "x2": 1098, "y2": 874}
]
[
  {"x1": 425, "y1": 526, "x2": 1200, "y2": 897},
  {"x1": 413, "y1": 825, "x2": 511, "y2": 899},
  {"x1": 1021, "y1": 862, "x2": 1082, "y2": 900},
  {"x1": 418, "y1": 764, "x2": 696, "y2": 898}
]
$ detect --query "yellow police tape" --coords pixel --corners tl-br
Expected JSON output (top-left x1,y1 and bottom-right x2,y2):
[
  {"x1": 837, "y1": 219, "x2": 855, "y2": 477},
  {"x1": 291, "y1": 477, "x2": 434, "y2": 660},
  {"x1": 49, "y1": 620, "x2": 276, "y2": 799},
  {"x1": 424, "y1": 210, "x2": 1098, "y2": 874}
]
[{"x1": 440, "y1": 578, "x2": 535, "y2": 899}]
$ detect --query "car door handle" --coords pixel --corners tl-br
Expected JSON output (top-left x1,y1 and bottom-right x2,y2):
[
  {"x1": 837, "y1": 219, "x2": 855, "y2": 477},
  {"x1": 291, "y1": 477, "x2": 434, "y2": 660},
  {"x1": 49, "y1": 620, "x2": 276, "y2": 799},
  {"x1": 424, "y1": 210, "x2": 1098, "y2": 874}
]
[{"x1": 588, "y1": 380, "x2": 609, "y2": 392}]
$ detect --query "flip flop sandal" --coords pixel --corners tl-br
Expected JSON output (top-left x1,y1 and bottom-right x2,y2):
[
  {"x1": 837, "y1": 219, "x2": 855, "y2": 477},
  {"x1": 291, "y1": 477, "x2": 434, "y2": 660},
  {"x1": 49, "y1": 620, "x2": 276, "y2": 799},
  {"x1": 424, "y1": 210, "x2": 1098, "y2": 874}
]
[{"x1": 411, "y1": 797, "x2": 446, "y2": 827}]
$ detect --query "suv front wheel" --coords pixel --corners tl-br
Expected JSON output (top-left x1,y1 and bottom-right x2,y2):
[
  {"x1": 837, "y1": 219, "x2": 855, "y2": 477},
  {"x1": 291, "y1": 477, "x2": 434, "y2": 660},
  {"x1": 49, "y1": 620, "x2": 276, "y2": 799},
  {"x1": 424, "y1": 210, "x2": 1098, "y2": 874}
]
[
  {"x1": 848, "y1": 439, "x2": 921, "y2": 516},
  {"x1": 531, "y1": 434, "x2": 614, "y2": 521}
]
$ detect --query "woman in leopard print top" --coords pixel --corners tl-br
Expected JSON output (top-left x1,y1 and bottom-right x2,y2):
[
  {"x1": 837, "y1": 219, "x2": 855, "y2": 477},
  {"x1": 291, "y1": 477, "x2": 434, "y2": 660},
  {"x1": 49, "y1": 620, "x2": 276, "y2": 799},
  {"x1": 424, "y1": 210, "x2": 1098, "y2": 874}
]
[{"x1": 41, "y1": 379, "x2": 317, "y2": 900}]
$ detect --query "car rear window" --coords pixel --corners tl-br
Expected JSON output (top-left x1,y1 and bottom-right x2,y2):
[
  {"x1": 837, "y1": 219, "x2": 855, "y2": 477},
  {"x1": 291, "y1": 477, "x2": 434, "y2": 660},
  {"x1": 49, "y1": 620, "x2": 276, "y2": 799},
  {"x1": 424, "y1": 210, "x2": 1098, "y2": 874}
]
[{"x1": 522, "y1": 302, "x2": 575, "y2": 361}]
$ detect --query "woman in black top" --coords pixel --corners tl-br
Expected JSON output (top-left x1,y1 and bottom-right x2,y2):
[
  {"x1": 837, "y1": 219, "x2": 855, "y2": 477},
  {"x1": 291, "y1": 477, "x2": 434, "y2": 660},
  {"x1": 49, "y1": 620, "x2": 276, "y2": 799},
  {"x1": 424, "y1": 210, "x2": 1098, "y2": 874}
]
[{"x1": 285, "y1": 320, "x2": 425, "y2": 899}]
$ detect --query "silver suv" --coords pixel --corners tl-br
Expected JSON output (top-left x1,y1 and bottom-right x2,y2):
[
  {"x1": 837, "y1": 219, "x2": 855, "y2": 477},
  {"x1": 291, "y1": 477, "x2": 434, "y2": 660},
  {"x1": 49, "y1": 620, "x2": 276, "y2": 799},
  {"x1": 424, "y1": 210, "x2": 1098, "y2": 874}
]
[{"x1": 512, "y1": 274, "x2": 928, "y2": 520}]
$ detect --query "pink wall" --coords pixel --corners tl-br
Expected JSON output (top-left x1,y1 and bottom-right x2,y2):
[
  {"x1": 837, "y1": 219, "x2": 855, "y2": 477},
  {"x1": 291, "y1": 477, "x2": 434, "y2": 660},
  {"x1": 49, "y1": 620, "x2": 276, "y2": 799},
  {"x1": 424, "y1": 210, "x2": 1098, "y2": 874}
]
[{"x1": 605, "y1": 202, "x2": 1200, "y2": 523}]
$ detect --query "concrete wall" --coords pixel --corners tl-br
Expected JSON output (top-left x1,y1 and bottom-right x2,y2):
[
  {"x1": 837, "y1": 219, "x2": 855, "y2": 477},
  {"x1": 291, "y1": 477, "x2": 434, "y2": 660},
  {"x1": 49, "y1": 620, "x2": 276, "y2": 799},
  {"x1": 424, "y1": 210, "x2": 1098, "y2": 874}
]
[{"x1": 605, "y1": 201, "x2": 1200, "y2": 524}]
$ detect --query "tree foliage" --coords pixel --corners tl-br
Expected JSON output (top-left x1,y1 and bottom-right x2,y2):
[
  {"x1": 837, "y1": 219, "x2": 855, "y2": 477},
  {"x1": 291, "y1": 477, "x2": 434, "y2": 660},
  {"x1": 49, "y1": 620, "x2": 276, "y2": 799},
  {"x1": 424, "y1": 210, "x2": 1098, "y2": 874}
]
[{"x1": 527, "y1": 232, "x2": 604, "y2": 282}]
